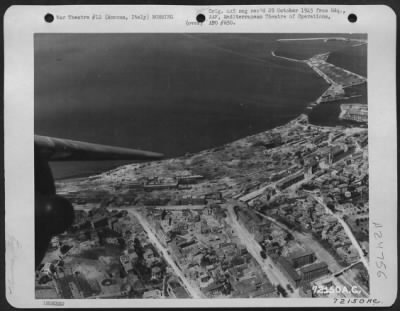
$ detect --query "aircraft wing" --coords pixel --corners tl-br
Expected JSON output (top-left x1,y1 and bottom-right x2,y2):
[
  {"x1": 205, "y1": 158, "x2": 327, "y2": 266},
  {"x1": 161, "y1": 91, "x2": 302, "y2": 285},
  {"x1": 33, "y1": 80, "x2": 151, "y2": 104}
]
[{"x1": 34, "y1": 135, "x2": 164, "y2": 161}]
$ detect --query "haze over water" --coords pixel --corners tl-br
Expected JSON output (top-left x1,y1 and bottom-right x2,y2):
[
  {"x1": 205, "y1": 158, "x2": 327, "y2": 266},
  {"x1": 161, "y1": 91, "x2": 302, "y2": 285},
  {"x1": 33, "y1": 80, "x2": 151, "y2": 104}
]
[{"x1": 35, "y1": 34, "x2": 364, "y2": 179}]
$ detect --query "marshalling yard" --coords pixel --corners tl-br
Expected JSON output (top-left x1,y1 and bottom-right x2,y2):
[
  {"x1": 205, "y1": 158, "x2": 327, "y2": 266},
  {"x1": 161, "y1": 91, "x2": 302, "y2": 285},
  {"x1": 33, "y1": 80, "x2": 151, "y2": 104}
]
[{"x1": 36, "y1": 38, "x2": 369, "y2": 300}]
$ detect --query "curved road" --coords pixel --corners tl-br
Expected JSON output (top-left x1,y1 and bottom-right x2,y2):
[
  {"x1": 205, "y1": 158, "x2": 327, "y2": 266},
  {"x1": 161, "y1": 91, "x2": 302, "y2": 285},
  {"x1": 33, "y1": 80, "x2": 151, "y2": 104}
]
[{"x1": 310, "y1": 195, "x2": 369, "y2": 273}]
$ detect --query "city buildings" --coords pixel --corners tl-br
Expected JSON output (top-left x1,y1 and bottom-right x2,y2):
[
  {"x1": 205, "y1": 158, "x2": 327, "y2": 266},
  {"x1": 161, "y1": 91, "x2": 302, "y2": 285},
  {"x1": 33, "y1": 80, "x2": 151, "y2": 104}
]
[{"x1": 40, "y1": 113, "x2": 369, "y2": 299}]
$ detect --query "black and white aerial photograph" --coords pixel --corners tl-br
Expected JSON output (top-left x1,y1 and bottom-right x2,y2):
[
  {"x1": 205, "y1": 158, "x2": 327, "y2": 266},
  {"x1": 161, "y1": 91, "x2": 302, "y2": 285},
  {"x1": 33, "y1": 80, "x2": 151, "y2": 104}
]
[{"x1": 34, "y1": 33, "x2": 369, "y2": 299}]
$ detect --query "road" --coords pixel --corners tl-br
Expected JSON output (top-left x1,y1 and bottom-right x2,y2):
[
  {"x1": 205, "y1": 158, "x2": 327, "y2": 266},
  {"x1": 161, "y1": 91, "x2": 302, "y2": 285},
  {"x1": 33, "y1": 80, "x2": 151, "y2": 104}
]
[
  {"x1": 239, "y1": 184, "x2": 272, "y2": 203},
  {"x1": 129, "y1": 210, "x2": 204, "y2": 298},
  {"x1": 238, "y1": 173, "x2": 289, "y2": 203},
  {"x1": 244, "y1": 205, "x2": 342, "y2": 272},
  {"x1": 239, "y1": 166, "x2": 310, "y2": 204},
  {"x1": 249, "y1": 205, "x2": 368, "y2": 298},
  {"x1": 251, "y1": 208, "x2": 344, "y2": 273},
  {"x1": 310, "y1": 195, "x2": 369, "y2": 273},
  {"x1": 153, "y1": 205, "x2": 204, "y2": 211},
  {"x1": 252, "y1": 209, "x2": 293, "y2": 234},
  {"x1": 75, "y1": 200, "x2": 367, "y2": 298},
  {"x1": 338, "y1": 269, "x2": 369, "y2": 297},
  {"x1": 225, "y1": 205, "x2": 298, "y2": 297},
  {"x1": 333, "y1": 260, "x2": 362, "y2": 276}
]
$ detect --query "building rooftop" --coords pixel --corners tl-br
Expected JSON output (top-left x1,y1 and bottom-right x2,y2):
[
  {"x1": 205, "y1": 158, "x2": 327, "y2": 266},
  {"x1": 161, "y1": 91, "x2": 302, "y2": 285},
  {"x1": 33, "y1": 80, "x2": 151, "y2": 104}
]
[
  {"x1": 300, "y1": 262, "x2": 328, "y2": 273},
  {"x1": 287, "y1": 248, "x2": 314, "y2": 261}
]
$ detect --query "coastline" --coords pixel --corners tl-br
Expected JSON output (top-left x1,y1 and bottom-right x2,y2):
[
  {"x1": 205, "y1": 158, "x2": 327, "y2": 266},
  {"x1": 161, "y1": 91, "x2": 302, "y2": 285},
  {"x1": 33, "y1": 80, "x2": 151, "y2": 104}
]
[
  {"x1": 57, "y1": 40, "x2": 367, "y2": 183},
  {"x1": 56, "y1": 112, "x2": 366, "y2": 188}
]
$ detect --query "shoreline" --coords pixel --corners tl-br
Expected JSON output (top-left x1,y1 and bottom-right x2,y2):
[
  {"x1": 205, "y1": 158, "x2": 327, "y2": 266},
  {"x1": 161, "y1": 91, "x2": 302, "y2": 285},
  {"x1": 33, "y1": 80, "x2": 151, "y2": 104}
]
[
  {"x1": 56, "y1": 112, "x2": 365, "y2": 184},
  {"x1": 57, "y1": 42, "x2": 367, "y2": 183}
]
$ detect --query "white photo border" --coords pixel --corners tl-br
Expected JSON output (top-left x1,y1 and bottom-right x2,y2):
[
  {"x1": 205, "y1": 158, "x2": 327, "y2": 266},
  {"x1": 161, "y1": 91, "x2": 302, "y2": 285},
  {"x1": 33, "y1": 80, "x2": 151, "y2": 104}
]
[{"x1": 4, "y1": 4, "x2": 397, "y2": 308}]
